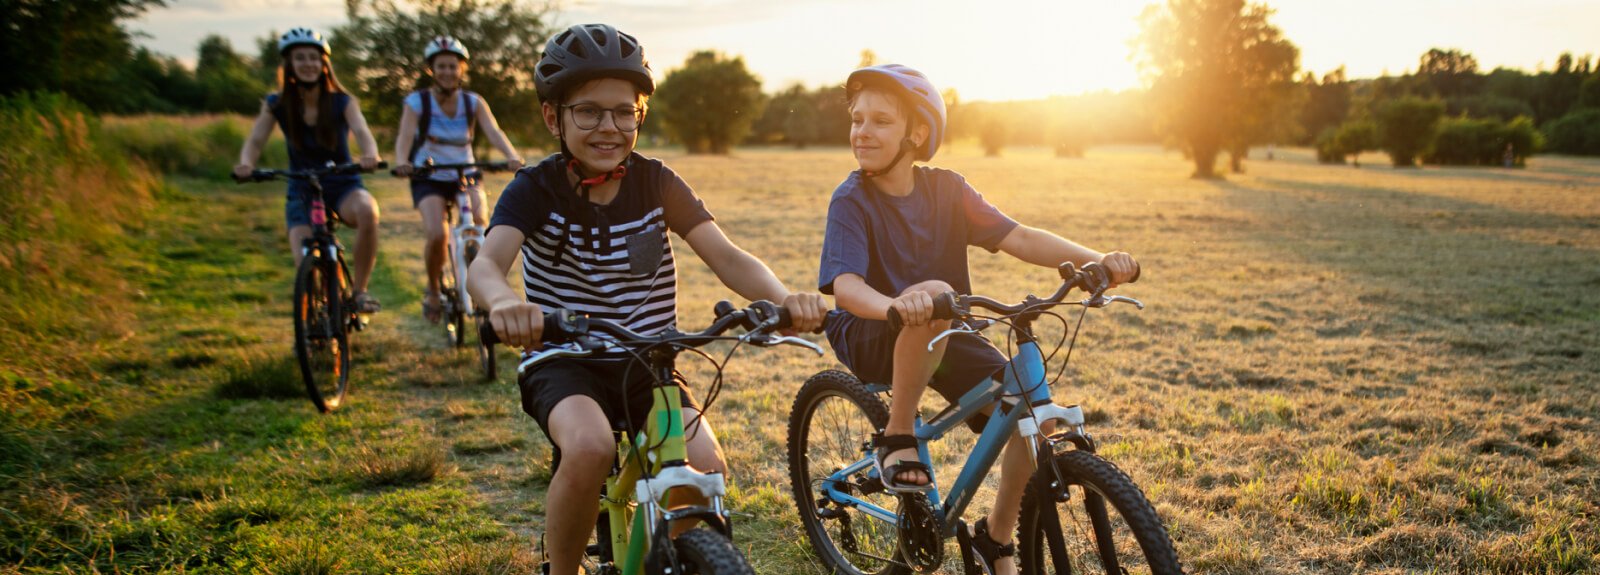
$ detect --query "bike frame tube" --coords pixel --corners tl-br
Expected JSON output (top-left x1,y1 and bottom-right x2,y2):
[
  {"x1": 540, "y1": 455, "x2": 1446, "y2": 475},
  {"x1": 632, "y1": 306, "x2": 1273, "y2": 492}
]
[
  {"x1": 451, "y1": 187, "x2": 485, "y2": 312},
  {"x1": 819, "y1": 340, "x2": 1051, "y2": 539},
  {"x1": 618, "y1": 362, "x2": 693, "y2": 575}
]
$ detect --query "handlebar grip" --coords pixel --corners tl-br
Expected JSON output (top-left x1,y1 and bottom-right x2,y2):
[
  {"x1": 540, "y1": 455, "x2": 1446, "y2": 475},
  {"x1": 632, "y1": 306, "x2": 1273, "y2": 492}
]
[
  {"x1": 886, "y1": 291, "x2": 961, "y2": 331},
  {"x1": 375, "y1": 161, "x2": 389, "y2": 170},
  {"x1": 477, "y1": 311, "x2": 576, "y2": 348}
]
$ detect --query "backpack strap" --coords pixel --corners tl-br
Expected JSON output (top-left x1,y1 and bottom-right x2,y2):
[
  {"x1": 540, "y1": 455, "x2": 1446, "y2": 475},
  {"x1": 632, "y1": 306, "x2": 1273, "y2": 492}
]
[
  {"x1": 464, "y1": 91, "x2": 478, "y2": 145},
  {"x1": 408, "y1": 90, "x2": 432, "y2": 165}
]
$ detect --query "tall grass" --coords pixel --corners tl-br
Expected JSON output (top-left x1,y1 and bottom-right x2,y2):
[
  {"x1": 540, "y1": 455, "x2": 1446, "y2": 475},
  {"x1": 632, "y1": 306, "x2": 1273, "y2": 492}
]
[
  {"x1": 0, "y1": 93, "x2": 156, "y2": 381},
  {"x1": 102, "y1": 114, "x2": 288, "y2": 180}
]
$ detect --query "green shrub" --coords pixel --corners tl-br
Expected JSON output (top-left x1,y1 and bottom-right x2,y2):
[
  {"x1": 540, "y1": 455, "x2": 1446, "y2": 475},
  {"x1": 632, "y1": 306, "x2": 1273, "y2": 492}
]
[
  {"x1": 1377, "y1": 96, "x2": 1445, "y2": 167},
  {"x1": 1426, "y1": 116, "x2": 1543, "y2": 166},
  {"x1": 1544, "y1": 109, "x2": 1600, "y2": 156},
  {"x1": 1336, "y1": 121, "x2": 1379, "y2": 165},
  {"x1": 1314, "y1": 127, "x2": 1344, "y2": 163}
]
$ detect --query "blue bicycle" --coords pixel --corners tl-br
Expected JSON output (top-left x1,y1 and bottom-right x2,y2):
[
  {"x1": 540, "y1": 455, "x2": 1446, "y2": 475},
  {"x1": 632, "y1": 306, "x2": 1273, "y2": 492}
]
[{"x1": 787, "y1": 263, "x2": 1183, "y2": 575}]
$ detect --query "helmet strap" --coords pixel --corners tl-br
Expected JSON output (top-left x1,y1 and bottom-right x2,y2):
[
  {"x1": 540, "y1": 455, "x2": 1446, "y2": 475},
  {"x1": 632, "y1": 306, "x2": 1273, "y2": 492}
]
[{"x1": 862, "y1": 123, "x2": 917, "y2": 178}]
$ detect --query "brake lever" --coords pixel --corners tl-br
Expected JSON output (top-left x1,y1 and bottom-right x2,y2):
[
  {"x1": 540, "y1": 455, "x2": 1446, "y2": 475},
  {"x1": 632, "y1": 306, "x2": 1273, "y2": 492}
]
[
  {"x1": 755, "y1": 334, "x2": 825, "y2": 356},
  {"x1": 1080, "y1": 295, "x2": 1144, "y2": 309},
  {"x1": 927, "y1": 322, "x2": 983, "y2": 352}
]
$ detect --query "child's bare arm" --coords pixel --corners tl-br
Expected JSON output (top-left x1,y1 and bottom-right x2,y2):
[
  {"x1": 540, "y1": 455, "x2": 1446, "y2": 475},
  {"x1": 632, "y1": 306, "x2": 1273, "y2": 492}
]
[{"x1": 997, "y1": 225, "x2": 1139, "y2": 284}]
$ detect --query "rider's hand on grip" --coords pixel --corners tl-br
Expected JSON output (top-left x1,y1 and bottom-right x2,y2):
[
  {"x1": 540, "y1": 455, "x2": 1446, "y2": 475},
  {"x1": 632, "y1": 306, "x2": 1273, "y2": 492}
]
[
  {"x1": 886, "y1": 291, "x2": 960, "y2": 331},
  {"x1": 781, "y1": 292, "x2": 828, "y2": 334},
  {"x1": 485, "y1": 301, "x2": 545, "y2": 350},
  {"x1": 1098, "y1": 251, "x2": 1140, "y2": 286}
]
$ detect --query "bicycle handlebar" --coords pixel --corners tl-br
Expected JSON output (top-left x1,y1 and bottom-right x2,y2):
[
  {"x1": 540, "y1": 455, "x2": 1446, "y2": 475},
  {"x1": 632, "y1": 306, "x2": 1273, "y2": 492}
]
[
  {"x1": 886, "y1": 261, "x2": 1134, "y2": 331},
  {"x1": 233, "y1": 161, "x2": 389, "y2": 183},
  {"x1": 479, "y1": 300, "x2": 807, "y2": 351},
  {"x1": 391, "y1": 161, "x2": 512, "y2": 178}
]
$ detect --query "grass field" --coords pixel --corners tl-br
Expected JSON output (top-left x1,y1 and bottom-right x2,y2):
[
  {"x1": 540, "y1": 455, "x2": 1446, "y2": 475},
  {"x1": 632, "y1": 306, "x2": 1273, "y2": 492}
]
[{"x1": 2, "y1": 143, "x2": 1597, "y2": 574}]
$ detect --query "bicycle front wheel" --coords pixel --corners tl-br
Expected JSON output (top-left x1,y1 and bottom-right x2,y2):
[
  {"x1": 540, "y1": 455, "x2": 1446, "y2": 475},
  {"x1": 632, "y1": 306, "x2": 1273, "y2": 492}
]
[
  {"x1": 293, "y1": 255, "x2": 350, "y2": 413},
  {"x1": 464, "y1": 241, "x2": 495, "y2": 381},
  {"x1": 788, "y1": 370, "x2": 910, "y2": 575},
  {"x1": 444, "y1": 245, "x2": 466, "y2": 348},
  {"x1": 669, "y1": 528, "x2": 755, "y2": 575},
  {"x1": 1017, "y1": 450, "x2": 1184, "y2": 575}
]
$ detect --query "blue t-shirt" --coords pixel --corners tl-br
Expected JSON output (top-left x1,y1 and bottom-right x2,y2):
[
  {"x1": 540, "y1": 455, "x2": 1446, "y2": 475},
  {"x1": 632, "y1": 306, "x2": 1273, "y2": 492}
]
[
  {"x1": 266, "y1": 92, "x2": 360, "y2": 192},
  {"x1": 818, "y1": 167, "x2": 1019, "y2": 299}
]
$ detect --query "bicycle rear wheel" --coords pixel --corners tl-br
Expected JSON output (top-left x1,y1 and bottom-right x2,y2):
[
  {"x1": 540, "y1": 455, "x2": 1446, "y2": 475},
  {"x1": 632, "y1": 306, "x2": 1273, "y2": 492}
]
[
  {"x1": 1017, "y1": 450, "x2": 1184, "y2": 575},
  {"x1": 668, "y1": 528, "x2": 756, "y2": 575},
  {"x1": 293, "y1": 254, "x2": 350, "y2": 412},
  {"x1": 788, "y1": 370, "x2": 910, "y2": 575}
]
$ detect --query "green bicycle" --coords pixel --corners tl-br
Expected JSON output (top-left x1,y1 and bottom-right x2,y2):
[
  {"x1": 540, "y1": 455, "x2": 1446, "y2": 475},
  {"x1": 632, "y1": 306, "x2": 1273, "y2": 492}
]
[{"x1": 483, "y1": 300, "x2": 823, "y2": 575}]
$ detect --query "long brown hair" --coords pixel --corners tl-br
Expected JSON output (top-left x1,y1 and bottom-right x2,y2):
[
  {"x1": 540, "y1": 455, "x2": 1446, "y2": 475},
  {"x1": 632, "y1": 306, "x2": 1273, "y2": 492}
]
[{"x1": 274, "y1": 52, "x2": 350, "y2": 152}]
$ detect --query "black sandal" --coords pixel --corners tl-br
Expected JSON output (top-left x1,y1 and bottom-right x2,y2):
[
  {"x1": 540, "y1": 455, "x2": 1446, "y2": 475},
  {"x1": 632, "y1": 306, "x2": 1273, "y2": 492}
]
[
  {"x1": 872, "y1": 433, "x2": 932, "y2": 493},
  {"x1": 971, "y1": 517, "x2": 1015, "y2": 575}
]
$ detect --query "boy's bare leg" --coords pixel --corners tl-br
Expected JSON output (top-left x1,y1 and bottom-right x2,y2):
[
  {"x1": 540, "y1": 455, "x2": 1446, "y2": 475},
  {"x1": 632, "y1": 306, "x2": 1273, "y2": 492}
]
[
  {"x1": 668, "y1": 408, "x2": 729, "y2": 537},
  {"x1": 985, "y1": 422, "x2": 1052, "y2": 575},
  {"x1": 544, "y1": 396, "x2": 617, "y2": 575},
  {"x1": 882, "y1": 280, "x2": 956, "y2": 487}
]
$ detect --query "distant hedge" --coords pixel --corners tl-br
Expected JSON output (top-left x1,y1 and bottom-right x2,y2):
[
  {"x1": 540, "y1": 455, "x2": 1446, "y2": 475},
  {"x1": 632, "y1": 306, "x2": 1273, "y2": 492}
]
[{"x1": 1424, "y1": 116, "x2": 1542, "y2": 167}]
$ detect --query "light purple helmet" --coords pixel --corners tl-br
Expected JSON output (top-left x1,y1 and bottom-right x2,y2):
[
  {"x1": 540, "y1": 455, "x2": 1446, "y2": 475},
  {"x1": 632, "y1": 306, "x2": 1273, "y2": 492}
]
[{"x1": 847, "y1": 64, "x2": 946, "y2": 161}]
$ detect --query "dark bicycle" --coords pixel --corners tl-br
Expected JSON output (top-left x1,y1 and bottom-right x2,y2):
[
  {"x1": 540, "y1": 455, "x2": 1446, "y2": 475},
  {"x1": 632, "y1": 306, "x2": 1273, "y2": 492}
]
[
  {"x1": 396, "y1": 160, "x2": 510, "y2": 381},
  {"x1": 236, "y1": 161, "x2": 385, "y2": 412}
]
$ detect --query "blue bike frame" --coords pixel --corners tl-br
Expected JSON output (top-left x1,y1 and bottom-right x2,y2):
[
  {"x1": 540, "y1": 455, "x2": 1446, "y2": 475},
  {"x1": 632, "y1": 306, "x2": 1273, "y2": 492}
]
[{"x1": 819, "y1": 340, "x2": 1053, "y2": 538}]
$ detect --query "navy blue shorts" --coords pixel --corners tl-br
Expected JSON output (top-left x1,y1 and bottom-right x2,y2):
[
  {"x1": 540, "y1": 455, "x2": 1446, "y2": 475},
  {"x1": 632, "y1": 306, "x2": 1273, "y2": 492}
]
[
  {"x1": 825, "y1": 310, "x2": 1008, "y2": 432},
  {"x1": 409, "y1": 173, "x2": 481, "y2": 208},
  {"x1": 284, "y1": 179, "x2": 365, "y2": 231}
]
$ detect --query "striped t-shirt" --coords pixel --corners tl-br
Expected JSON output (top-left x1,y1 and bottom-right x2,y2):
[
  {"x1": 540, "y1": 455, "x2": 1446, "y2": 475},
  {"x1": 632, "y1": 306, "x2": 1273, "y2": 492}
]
[{"x1": 487, "y1": 153, "x2": 714, "y2": 352}]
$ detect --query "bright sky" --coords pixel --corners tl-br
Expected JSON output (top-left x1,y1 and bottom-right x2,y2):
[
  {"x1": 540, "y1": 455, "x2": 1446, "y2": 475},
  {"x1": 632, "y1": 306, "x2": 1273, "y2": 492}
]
[{"x1": 133, "y1": 0, "x2": 1600, "y2": 102}]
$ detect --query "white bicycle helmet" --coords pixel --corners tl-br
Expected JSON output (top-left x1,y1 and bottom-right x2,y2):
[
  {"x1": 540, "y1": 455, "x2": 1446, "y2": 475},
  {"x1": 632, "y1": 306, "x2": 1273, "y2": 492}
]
[
  {"x1": 425, "y1": 36, "x2": 470, "y2": 62},
  {"x1": 278, "y1": 28, "x2": 330, "y2": 56}
]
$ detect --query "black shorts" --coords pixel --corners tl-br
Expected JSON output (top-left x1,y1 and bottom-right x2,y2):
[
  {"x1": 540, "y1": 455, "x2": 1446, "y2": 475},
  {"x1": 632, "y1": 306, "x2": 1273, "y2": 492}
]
[
  {"x1": 518, "y1": 356, "x2": 700, "y2": 443},
  {"x1": 409, "y1": 173, "x2": 481, "y2": 208},
  {"x1": 824, "y1": 310, "x2": 1008, "y2": 432}
]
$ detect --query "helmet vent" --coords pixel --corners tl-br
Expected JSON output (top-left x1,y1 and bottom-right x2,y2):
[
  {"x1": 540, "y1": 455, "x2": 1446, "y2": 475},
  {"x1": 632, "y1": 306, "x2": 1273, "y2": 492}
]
[
  {"x1": 619, "y1": 35, "x2": 636, "y2": 58},
  {"x1": 589, "y1": 27, "x2": 608, "y2": 47},
  {"x1": 540, "y1": 63, "x2": 564, "y2": 78},
  {"x1": 568, "y1": 39, "x2": 587, "y2": 59}
]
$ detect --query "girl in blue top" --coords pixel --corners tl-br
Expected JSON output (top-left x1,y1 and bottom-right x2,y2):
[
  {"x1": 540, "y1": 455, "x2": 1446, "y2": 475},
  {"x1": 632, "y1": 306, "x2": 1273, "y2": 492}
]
[
  {"x1": 818, "y1": 65, "x2": 1140, "y2": 575},
  {"x1": 235, "y1": 28, "x2": 385, "y2": 314},
  {"x1": 393, "y1": 36, "x2": 525, "y2": 323}
]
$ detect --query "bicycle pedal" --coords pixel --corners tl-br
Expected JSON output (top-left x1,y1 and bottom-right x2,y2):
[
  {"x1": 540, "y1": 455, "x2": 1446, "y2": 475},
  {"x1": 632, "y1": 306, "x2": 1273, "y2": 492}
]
[
  {"x1": 585, "y1": 544, "x2": 602, "y2": 557},
  {"x1": 539, "y1": 561, "x2": 549, "y2": 575}
]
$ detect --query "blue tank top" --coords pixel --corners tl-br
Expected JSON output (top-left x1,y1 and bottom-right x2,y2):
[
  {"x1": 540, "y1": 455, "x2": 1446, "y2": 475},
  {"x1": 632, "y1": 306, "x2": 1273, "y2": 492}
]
[{"x1": 266, "y1": 92, "x2": 361, "y2": 190}]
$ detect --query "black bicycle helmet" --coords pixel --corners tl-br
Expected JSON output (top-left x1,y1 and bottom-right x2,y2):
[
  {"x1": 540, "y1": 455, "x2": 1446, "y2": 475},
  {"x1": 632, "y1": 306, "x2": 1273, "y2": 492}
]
[{"x1": 535, "y1": 24, "x2": 654, "y2": 103}]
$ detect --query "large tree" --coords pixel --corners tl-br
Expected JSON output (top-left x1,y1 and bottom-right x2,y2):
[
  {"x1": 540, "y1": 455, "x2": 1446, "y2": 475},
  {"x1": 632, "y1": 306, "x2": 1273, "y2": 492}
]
[
  {"x1": 335, "y1": 0, "x2": 556, "y2": 148},
  {"x1": 1132, "y1": 0, "x2": 1300, "y2": 178},
  {"x1": 1, "y1": 0, "x2": 166, "y2": 112},
  {"x1": 1418, "y1": 48, "x2": 1481, "y2": 99},
  {"x1": 654, "y1": 51, "x2": 765, "y2": 155}
]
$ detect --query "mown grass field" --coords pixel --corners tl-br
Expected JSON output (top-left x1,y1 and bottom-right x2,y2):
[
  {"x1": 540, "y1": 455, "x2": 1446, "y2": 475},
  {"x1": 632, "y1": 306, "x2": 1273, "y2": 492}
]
[{"x1": 3, "y1": 141, "x2": 1597, "y2": 574}]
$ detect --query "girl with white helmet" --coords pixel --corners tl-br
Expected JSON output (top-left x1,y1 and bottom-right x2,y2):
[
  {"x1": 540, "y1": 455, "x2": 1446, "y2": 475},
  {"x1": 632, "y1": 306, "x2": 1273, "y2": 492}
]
[
  {"x1": 235, "y1": 28, "x2": 386, "y2": 314},
  {"x1": 393, "y1": 36, "x2": 524, "y2": 323}
]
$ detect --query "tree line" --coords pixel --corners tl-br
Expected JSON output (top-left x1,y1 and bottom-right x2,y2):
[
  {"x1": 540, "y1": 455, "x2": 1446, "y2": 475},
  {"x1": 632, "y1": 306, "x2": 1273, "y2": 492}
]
[{"x1": 4, "y1": 0, "x2": 1597, "y2": 169}]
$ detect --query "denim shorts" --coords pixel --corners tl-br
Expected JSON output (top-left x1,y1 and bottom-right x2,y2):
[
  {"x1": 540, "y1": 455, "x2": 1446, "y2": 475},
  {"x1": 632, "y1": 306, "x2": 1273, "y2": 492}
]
[
  {"x1": 284, "y1": 178, "x2": 366, "y2": 230},
  {"x1": 409, "y1": 172, "x2": 482, "y2": 208}
]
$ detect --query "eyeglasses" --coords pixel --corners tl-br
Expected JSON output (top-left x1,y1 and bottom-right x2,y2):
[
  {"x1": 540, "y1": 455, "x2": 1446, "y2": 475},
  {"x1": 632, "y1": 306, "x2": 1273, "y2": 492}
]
[{"x1": 563, "y1": 104, "x2": 643, "y2": 132}]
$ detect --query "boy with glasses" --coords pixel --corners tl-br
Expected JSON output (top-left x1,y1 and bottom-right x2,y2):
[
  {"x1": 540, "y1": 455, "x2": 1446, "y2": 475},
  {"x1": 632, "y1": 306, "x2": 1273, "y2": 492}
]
[{"x1": 465, "y1": 24, "x2": 827, "y2": 575}]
